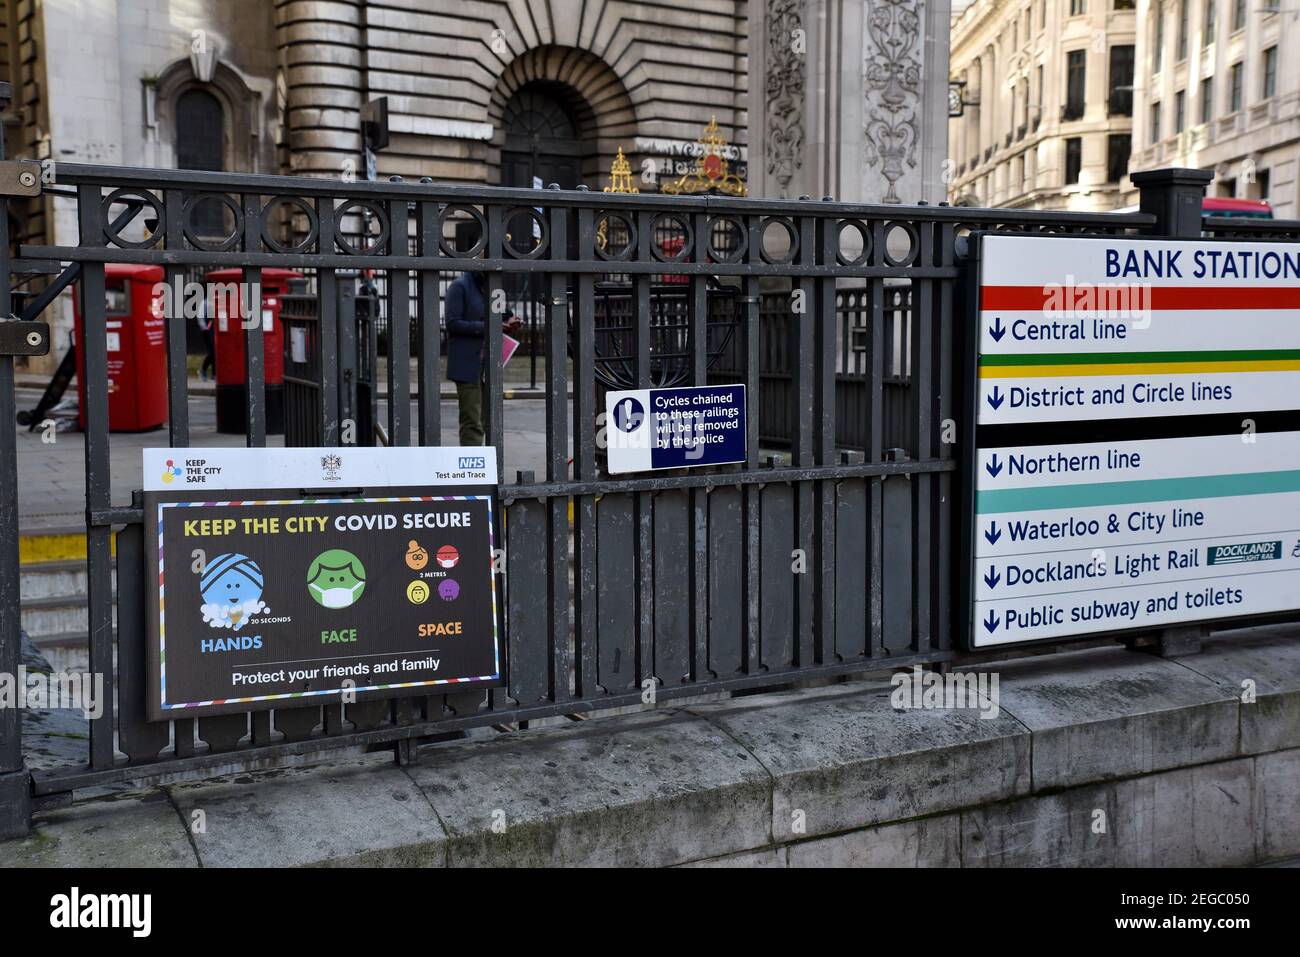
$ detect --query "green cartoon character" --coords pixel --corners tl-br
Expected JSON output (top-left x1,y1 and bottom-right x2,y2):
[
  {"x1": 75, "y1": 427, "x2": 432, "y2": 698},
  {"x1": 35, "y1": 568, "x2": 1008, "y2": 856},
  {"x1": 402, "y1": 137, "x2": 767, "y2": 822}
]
[{"x1": 307, "y1": 548, "x2": 367, "y2": 609}]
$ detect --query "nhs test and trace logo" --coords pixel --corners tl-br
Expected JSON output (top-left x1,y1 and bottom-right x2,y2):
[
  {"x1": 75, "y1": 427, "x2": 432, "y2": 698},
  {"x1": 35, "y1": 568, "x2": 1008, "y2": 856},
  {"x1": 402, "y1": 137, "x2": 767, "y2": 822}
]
[{"x1": 458, "y1": 456, "x2": 486, "y2": 470}]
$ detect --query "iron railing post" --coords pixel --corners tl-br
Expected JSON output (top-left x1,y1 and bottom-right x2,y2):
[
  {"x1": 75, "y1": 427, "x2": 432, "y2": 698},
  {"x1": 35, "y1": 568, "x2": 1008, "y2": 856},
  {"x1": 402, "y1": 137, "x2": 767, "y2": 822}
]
[
  {"x1": 1132, "y1": 167, "x2": 1213, "y2": 238},
  {"x1": 0, "y1": 79, "x2": 32, "y2": 838}
]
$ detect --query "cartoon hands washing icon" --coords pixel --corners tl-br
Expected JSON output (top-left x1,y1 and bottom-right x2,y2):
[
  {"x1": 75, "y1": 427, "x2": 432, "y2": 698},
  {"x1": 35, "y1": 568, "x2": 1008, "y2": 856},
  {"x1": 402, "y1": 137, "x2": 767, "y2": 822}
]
[{"x1": 199, "y1": 553, "x2": 268, "y2": 631}]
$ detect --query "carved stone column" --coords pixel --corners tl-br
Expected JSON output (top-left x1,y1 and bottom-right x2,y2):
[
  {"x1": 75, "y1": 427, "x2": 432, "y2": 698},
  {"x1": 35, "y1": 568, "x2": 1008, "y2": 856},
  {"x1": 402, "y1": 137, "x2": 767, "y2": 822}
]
[
  {"x1": 749, "y1": 0, "x2": 951, "y2": 204},
  {"x1": 275, "y1": 0, "x2": 364, "y2": 178}
]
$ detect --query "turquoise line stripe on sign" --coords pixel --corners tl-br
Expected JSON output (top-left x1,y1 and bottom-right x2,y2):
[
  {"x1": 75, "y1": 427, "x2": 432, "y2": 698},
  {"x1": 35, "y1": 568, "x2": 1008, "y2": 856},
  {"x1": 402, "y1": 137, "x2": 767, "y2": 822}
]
[{"x1": 977, "y1": 468, "x2": 1300, "y2": 514}]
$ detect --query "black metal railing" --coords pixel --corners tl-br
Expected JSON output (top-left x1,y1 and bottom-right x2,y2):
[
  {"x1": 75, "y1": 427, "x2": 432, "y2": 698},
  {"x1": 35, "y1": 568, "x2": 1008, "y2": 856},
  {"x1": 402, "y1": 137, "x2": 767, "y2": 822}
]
[{"x1": 0, "y1": 149, "x2": 1172, "y2": 832}]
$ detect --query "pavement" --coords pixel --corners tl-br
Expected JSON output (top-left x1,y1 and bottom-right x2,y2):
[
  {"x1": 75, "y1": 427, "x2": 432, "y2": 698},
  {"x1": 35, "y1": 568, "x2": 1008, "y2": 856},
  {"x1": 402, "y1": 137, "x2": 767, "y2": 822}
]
[
  {"x1": 11, "y1": 381, "x2": 555, "y2": 532},
  {"x1": 4, "y1": 625, "x2": 1299, "y2": 867}
]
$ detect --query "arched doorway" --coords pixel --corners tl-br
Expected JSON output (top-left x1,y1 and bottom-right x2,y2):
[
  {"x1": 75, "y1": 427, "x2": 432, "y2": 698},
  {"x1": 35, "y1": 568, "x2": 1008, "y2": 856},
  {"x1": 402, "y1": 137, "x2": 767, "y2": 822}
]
[{"x1": 500, "y1": 82, "x2": 587, "y2": 190}]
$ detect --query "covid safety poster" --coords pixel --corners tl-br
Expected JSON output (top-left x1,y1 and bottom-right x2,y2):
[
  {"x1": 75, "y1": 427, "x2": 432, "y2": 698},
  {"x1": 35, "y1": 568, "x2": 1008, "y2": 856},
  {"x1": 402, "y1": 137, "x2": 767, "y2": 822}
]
[{"x1": 142, "y1": 447, "x2": 500, "y2": 718}]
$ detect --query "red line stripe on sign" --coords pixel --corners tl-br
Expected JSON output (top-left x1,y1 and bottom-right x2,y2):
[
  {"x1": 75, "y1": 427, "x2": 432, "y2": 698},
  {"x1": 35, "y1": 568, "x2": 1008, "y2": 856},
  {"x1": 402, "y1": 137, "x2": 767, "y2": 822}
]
[{"x1": 980, "y1": 285, "x2": 1300, "y2": 311}]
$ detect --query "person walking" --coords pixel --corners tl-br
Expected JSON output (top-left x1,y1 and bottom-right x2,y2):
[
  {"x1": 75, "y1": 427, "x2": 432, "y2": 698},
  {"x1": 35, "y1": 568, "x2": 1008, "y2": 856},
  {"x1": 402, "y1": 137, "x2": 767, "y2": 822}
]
[{"x1": 444, "y1": 270, "x2": 521, "y2": 446}]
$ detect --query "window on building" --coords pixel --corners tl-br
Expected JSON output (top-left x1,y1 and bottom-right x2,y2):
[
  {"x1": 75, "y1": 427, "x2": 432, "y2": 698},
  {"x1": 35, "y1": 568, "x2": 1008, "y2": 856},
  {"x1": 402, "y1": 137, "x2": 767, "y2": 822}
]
[
  {"x1": 1114, "y1": 0, "x2": 1135, "y2": 8},
  {"x1": 1232, "y1": 0, "x2": 1246, "y2": 30},
  {"x1": 1230, "y1": 61, "x2": 1243, "y2": 111},
  {"x1": 1263, "y1": 46, "x2": 1278, "y2": 99},
  {"x1": 1177, "y1": 1, "x2": 1189, "y2": 59},
  {"x1": 1200, "y1": 76, "x2": 1214, "y2": 122},
  {"x1": 177, "y1": 88, "x2": 224, "y2": 171},
  {"x1": 1025, "y1": 9, "x2": 1032, "y2": 37},
  {"x1": 1253, "y1": 168, "x2": 1270, "y2": 200},
  {"x1": 176, "y1": 87, "x2": 226, "y2": 236},
  {"x1": 1041, "y1": 0, "x2": 1047, "y2": 28},
  {"x1": 1150, "y1": 101, "x2": 1162, "y2": 143},
  {"x1": 1036, "y1": 63, "x2": 1045, "y2": 125},
  {"x1": 1107, "y1": 133, "x2": 1131, "y2": 183},
  {"x1": 1155, "y1": 7, "x2": 1165, "y2": 72},
  {"x1": 1064, "y1": 137, "x2": 1083, "y2": 184},
  {"x1": 1175, "y1": 90, "x2": 1186, "y2": 132},
  {"x1": 1070, "y1": 0, "x2": 1085, "y2": 15},
  {"x1": 1065, "y1": 50, "x2": 1087, "y2": 119},
  {"x1": 1109, "y1": 45, "x2": 1135, "y2": 115},
  {"x1": 1203, "y1": 0, "x2": 1216, "y2": 45}
]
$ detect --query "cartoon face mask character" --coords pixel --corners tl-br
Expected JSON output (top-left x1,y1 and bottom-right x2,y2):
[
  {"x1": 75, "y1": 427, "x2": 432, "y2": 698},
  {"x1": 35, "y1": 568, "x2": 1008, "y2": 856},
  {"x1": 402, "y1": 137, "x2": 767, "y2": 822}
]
[
  {"x1": 405, "y1": 540, "x2": 428, "y2": 571},
  {"x1": 199, "y1": 553, "x2": 267, "y2": 631},
  {"x1": 436, "y1": 545, "x2": 460, "y2": 569},
  {"x1": 307, "y1": 549, "x2": 367, "y2": 609}
]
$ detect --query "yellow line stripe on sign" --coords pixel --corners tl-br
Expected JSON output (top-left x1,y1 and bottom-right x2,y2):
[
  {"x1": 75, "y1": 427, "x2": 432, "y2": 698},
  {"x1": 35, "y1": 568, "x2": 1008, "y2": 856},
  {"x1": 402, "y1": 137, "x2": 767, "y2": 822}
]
[{"x1": 979, "y1": 360, "x2": 1300, "y2": 378}]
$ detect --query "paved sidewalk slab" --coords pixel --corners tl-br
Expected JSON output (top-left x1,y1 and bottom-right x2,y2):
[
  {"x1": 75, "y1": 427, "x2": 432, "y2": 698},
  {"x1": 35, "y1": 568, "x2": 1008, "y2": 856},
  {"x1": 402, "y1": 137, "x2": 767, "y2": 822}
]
[
  {"x1": 167, "y1": 754, "x2": 447, "y2": 868},
  {"x1": 406, "y1": 710, "x2": 771, "y2": 867},
  {"x1": 0, "y1": 791, "x2": 196, "y2": 868},
  {"x1": 993, "y1": 647, "x2": 1238, "y2": 790},
  {"x1": 686, "y1": 681, "x2": 1030, "y2": 841},
  {"x1": 1179, "y1": 626, "x2": 1300, "y2": 755}
]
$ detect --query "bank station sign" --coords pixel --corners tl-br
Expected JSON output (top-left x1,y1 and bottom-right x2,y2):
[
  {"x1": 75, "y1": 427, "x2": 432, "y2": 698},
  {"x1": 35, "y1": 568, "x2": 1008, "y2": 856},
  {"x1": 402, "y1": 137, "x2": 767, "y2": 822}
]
[
  {"x1": 965, "y1": 235, "x2": 1300, "y2": 648},
  {"x1": 142, "y1": 447, "x2": 501, "y2": 718}
]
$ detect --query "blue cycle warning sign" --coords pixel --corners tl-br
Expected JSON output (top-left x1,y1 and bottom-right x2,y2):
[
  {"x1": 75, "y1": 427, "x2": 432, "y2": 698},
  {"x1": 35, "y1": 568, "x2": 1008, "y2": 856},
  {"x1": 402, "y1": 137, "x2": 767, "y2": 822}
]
[{"x1": 604, "y1": 384, "x2": 746, "y2": 473}]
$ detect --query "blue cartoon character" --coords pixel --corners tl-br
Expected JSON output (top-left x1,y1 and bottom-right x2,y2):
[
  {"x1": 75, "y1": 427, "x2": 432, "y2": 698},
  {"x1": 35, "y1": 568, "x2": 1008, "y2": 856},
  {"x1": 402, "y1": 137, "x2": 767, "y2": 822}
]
[{"x1": 199, "y1": 553, "x2": 268, "y2": 631}]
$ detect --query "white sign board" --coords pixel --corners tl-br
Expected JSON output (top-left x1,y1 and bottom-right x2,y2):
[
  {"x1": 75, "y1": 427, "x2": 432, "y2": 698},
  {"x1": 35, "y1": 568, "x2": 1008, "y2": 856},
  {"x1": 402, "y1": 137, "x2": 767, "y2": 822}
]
[
  {"x1": 973, "y1": 431, "x2": 1300, "y2": 646},
  {"x1": 967, "y1": 235, "x2": 1300, "y2": 647},
  {"x1": 977, "y1": 235, "x2": 1300, "y2": 424},
  {"x1": 143, "y1": 446, "x2": 495, "y2": 492}
]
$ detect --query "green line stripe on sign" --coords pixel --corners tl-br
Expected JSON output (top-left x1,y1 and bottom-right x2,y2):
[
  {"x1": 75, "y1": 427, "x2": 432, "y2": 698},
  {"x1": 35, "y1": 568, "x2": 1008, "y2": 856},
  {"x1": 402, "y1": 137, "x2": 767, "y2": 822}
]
[
  {"x1": 979, "y1": 349, "x2": 1300, "y2": 367},
  {"x1": 976, "y1": 469, "x2": 1300, "y2": 514}
]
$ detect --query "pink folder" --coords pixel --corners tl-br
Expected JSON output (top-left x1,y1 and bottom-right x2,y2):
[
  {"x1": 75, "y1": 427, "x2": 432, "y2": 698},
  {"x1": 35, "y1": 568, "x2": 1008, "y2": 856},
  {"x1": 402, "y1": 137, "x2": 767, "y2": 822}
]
[{"x1": 502, "y1": 334, "x2": 520, "y2": 367}]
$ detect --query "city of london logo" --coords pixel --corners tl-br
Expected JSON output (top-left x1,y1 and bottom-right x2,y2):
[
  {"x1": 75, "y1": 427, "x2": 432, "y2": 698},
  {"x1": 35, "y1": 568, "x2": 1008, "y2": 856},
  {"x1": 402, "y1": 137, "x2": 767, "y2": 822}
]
[{"x1": 321, "y1": 453, "x2": 342, "y2": 482}]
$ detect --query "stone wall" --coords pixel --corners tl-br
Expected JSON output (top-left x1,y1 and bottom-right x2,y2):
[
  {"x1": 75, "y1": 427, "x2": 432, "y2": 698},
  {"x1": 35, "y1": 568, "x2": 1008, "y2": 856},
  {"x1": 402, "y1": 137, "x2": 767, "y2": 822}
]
[{"x1": 5, "y1": 627, "x2": 1298, "y2": 867}]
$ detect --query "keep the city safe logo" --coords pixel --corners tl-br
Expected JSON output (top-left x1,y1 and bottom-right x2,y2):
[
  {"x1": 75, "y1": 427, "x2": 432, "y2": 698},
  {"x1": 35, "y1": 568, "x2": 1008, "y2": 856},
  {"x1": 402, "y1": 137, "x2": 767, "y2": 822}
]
[{"x1": 307, "y1": 548, "x2": 367, "y2": 609}]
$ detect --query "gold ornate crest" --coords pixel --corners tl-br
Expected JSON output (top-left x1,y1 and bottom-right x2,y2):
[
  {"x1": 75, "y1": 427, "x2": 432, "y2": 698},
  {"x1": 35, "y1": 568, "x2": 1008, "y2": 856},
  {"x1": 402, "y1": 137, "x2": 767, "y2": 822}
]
[
  {"x1": 603, "y1": 147, "x2": 639, "y2": 195},
  {"x1": 598, "y1": 147, "x2": 638, "y2": 250},
  {"x1": 660, "y1": 116, "x2": 747, "y2": 197}
]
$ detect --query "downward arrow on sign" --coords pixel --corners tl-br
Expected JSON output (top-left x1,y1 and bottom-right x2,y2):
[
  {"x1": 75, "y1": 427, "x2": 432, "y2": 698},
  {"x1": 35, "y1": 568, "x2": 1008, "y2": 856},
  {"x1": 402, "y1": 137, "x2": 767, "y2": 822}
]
[
  {"x1": 989, "y1": 316, "x2": 1006, "y2": 342},
  {"x1": 983, "y1": 611, "x2": 1000, "y2": 633},
  {"x1": 986, "y1": 454, "x2": 1002, "y2": 478},
  {"x1": 983, "y1": 566, "x2": 1000, "y2": 589},
  {"x1": 987, "y1": 386, "x2": 1005, "y2": 411}
]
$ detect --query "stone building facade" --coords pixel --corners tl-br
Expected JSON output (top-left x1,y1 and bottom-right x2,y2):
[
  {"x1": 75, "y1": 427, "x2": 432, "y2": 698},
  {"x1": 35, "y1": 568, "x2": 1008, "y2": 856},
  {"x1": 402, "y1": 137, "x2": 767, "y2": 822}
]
[
  {"x1": 947, "y1": 0, "x2": 1137, "y2": 210},
  {"x1": 2, "y1": 0, "x2": 951, "y2": 373},
  {"x1": 3, "y1": 0, "x2": 748, "y2": 188},
  {"x1": 1, "y1": 0, "x2": 750, "y2": 372},
  {"x1": 1125, "y1": 0, "x2": 1298, "y2": 219},
  {"x1": 750, "y1": 0, "x2": 952, "y2": 204}
]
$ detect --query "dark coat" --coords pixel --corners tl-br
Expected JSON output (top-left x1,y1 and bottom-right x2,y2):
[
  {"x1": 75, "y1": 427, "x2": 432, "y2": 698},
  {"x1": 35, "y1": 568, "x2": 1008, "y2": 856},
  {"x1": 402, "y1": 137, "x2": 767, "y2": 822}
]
[{"x1": 445, "y1": 272, "x2": 487, "y2": 384}]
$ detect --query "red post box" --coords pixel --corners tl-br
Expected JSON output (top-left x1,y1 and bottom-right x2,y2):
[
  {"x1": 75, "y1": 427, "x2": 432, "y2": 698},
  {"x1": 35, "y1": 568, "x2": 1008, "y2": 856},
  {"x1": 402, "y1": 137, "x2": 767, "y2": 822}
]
[
  {"x1": 73, "y1": 264, "x2": 168, "y2": 432},
  {"x1": 206, "y1": 268, "x2": 302, "y2": 435}
]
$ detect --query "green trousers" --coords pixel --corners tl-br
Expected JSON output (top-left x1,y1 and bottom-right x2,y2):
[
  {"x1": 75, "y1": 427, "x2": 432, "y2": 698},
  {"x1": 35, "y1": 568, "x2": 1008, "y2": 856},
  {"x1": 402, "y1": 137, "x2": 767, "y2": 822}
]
[{"x1": 456, "y1": 382, "x2": 484, "y2": 446}]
